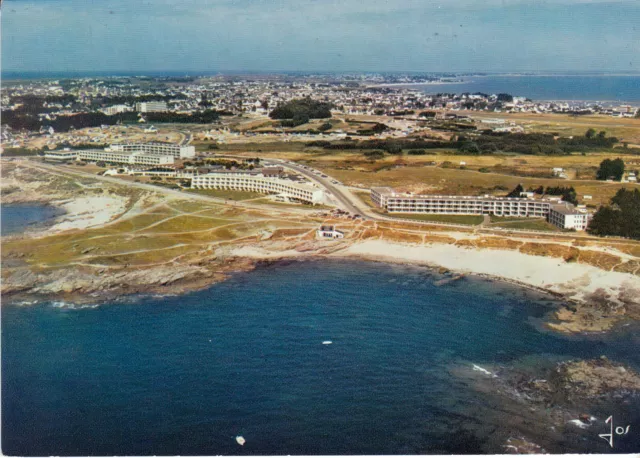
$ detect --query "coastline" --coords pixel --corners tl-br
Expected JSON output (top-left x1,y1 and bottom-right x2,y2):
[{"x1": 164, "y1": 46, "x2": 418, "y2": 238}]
[{"x1": 6, "y1": 237, "x2": 636, "y2": 337}]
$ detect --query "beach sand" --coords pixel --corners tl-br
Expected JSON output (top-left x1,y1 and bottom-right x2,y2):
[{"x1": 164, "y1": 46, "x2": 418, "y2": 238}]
[
  {"x1": 338, "y1": 240, "x2": 639, "y2": 306},
  {"x1": 47, "y1": 195, "x2": 128, "y2": 233}
]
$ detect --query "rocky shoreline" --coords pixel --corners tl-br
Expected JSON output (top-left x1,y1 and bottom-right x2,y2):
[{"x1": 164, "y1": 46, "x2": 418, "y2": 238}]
[
  {"x1": 3, "y1": 241, "x2": 639, "y2": 338},
  {"x1": 2, "y1": 160, "x2": 639, "y2": 336},
  {"x1": 451, "y1": 356, "x2": 640, "y2": 453}
]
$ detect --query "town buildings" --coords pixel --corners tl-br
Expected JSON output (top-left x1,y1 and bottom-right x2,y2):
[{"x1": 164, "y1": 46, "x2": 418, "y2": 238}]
[{"x1": 371, "y1": 187, "x2": 592, "y2": 230}]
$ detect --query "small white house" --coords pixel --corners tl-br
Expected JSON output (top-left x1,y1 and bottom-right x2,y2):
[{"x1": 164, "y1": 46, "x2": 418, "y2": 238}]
[{"x1": 316, "y1": 225, "x2": 344, "y2": 239}]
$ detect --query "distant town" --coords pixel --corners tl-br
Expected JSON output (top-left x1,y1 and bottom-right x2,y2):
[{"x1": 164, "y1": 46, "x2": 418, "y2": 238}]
[{"x1": 2, "y1": 73, "x2": 640, "y2": 240}]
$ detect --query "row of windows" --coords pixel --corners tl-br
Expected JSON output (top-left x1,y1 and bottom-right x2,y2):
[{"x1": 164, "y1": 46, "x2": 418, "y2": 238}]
[
  {"x1": 385, "y1": 200, "x2": 549, "y2": 208},
  {"x1": 192, "y1": 178, "x2": 317, "y2": 200}
]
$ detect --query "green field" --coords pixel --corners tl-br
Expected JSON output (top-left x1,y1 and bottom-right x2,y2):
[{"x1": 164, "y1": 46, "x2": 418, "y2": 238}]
[
  {"x1": 488, "y1": 216, "x2": 562, "y2": 232},
  {"x1": 186, "y1": 188, "x2": 264, "y2": 201},
  {"x1": 388, "y1": 213, "x2": 484, "y2": 225}
]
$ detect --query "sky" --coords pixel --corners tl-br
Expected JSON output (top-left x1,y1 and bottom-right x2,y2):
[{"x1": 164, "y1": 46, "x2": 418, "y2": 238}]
[{"x1": 2, "y1": 0, "x2": 639, "y2": 74}]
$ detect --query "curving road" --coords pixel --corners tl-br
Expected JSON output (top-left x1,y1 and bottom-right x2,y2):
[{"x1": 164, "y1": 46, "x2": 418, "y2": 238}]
[{"x1": 267, "y1": 159, "x2": 363, "y2": 215}]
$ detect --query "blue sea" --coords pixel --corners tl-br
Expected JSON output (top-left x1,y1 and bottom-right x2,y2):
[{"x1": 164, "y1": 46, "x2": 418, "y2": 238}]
[
  {"x1": 395, "y1": 75, "x2": 640, "y2": 103},
  {"x1": 0, "y1": 203, "x2": 63, "y2": 236},
  {"x1": 3, "y1": 259, "x2": 640, "y2": 455}
]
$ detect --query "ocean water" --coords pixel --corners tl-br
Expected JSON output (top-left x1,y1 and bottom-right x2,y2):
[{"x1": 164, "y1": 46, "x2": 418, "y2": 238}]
[
  {"x1": 0, "y1": 203, "x2": 63, "y2": 236},
  {"x1": 2, "y1": 260, "x2": 640, "y2": 455},
  {"x1": 399, "y1": 75, "x2": 640, "y2": 102}
]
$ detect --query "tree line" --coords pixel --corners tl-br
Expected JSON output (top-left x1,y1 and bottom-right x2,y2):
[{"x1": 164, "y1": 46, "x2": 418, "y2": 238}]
[
  {"x1": 588, "y1": 189, "x2": 640, "y2": 240},
  {"x1": 1, "y1": 110, "x2": 226, "y2": 133},
  {"x1": 456, "y1": 129, "x2": 619, "y2": 155},
  {"x1": 269, "y1": 98, "x2": 333, "y2": 126}
]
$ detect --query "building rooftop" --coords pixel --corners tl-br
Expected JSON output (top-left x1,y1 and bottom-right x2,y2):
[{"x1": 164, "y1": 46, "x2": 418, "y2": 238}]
[
  {"x1": 372, "y1": 188, "x2": 558, "y2": 203},
  {"x1": 550, "y1": 203, "x2": 588, "y2": 216}
]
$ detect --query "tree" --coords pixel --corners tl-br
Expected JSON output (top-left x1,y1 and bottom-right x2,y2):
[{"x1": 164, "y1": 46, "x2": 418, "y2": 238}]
[
  {"x1": 596, "y1": 158, "x2": 625, "y2": 181},
  {"x1": 588, "y1": 188, "x2": 640, "y2": 239},
  {"x1": 597, "y1": 131, "x2": 607, "y2": 139},
  {"x1": 268, "y1": 97, "x2": 332, "y2": 120},
  {"x1": 384, "y1": 142, "x2": 403, "y2": 155},
  {"x1": 459, "y1": 141, "x2": 480, "y2": 154},
  {"x1": 506, "y1": 184, "x2": 524, "y2": 198},
  {"x1": 585, "y1": 128, "x2": 596, "y2": 139}
]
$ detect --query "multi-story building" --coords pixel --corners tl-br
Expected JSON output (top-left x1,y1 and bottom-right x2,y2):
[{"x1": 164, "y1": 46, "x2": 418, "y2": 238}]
[
  {"x1": 102, "y1": 104, "x2": 132, "y2": 115},
  {"x1": 45, "y1": 148, "x2": 174, "y2": 166},
  {"x1": 78, "y1": 150, "x2": 174, "y2": 166},
  {"x1": 192, "y1": 170, "x2": 324, "y2": 203},
  {"x1": 548, "y1": 203, "x2": 592, "y2": 231},
  {"x1": 371, "y1": 187, "x2": 591, "y2": 230},
  {"x1": 44, "y1": 149, "x2": 80, "y2": 161},
  {"x1": 110, "y1": 142, "x2": 195, "y2": 159},
  {"x1": 135, "y1": 101, "x2": 168, "y2": 113}
]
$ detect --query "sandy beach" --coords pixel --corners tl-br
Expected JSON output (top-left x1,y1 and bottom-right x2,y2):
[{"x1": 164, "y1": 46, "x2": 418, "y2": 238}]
[
  {"x1": 337, "y1": 240, "x2": 639, "y2": 305},
  {"x1": 47, "y1": 195, "x2": 128, "y2": 233}
]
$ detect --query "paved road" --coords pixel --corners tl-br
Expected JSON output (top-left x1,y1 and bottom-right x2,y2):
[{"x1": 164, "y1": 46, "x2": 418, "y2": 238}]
[
  {"x1": 181, "y1": 132, "x2": 193, "y2": 146},
  {"x1": 269, "y1": 160, "x2": 363, "y2": 215}
]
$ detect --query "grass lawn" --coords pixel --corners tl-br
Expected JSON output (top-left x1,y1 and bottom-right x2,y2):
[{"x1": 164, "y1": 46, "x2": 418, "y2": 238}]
[
  {"x1": 488, "y1": 217, "x2": 562, "y2": 232},
  {"x1": 388, "y1": 213, "x2": 484, "y2": 225},
  {"x1": 353, "y1": 191, "x2": 376, "y2": 208},
  {"x1": 186, "y1": 188, "x2": 264, "y2": 201}
]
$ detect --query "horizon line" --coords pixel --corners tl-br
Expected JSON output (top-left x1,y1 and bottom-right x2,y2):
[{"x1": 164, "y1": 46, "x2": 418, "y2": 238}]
[{"x1": 3, "y1": 69, "x2": 640, "y2": 79}]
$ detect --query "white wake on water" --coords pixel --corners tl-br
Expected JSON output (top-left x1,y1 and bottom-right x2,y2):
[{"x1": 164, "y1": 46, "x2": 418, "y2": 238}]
[
  {"x1": 50, "y1": 301, "x2": 100, "y2": 310},
  {"x1": 472, "y1": 364, "x2": 498, "y2": 378}
]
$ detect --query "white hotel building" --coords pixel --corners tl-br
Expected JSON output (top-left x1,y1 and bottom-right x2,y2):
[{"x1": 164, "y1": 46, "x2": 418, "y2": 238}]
[
  {"x1": 192, "y1": 170, "x2": 324, "y2": 204},
  {"x1": 371, "y1": 187, "x2": 592, "y2": 230},
  {"x1": 45, "y1": 149, "x2": 174, "y2": 166},
  {"x1": 135, "y1": 101, "x2": 168, "y2": 113},
  {"x1": 110, "y1": 142, "x2": 195, "y2": 159},
  {"x1": 77, "y1": 150, "x2": 174, "y2": 167},
  {"x1": 547, "y1": 203, "x2": 592, "y2": 231}
]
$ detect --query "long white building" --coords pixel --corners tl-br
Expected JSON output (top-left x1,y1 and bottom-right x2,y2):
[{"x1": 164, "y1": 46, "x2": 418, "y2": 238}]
[
  {"x1": 78, "y1": 150, "x2": 174, "y2": 166},
  {"x1": 135, "y1": 101, "x2": 168, "y2": 113},
  {"x1": 45, "y1": 148, "x2": 174, "y2": 166},
  {"x1": 110, "y1": 142, "x2": 195, "y2": 159},
  {"x1": 192, "y1": 170, "x2": 324, "y2": 203},
  {"x1": 371, "y1": 187, "x2": 591, "y2": 230},
  {"x1": 44, "y1": 149, "x2": 80, "y2": 161}
]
